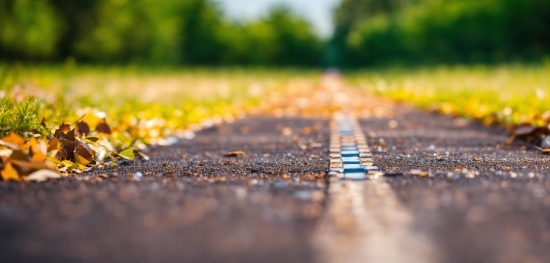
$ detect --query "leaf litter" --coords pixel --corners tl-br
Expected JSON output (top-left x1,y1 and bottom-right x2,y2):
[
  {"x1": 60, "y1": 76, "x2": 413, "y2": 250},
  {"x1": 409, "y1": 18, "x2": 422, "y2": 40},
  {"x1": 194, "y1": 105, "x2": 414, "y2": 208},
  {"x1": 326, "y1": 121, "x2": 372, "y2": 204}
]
[{"x1": 0, "y1": 119, "x2": 139, "y2": 182}]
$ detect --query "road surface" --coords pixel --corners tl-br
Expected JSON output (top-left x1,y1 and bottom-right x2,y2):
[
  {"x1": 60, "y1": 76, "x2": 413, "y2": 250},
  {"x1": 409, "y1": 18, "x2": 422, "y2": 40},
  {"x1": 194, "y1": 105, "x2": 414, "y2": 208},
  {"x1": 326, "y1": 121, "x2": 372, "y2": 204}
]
[{"x1": 1, "y1": 76, "x2": 549, "y2": 263}]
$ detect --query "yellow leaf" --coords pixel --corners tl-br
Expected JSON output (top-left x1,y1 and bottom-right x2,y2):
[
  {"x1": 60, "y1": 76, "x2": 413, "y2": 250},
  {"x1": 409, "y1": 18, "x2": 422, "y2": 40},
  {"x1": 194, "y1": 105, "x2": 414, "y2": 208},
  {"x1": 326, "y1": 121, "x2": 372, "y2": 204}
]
[
  {"x1": 0, "y1": 132, "x2": 25, "y2": 149},
  {"x1": 47, "y1": 137, "x2": 59, "y2": 152},
  {"x1": 1, "y1": 162, "x2": 20, "y2": 181},
  {"x1": 76, "y1": 163, "x2": 87, "y2": 170},
  {"x1": 47, "y1": 156, "x2": 62, "y2": 165},
  {"x1": 75, "y1": 154, "x2": 91, "y2": 166},
  {"x1": 61, "y1": 160, "x2": 75, "y2": 168},
  {"x1": 28, "y1": 137, "x2": 48, "y2": 155},
  {"x1": 31, "y1": 146, "x2": 47, "y2": 162},
  {"x1": 44, "y1": 159, "x2": 60, "y2": 173},
  {"x1": 119, "y1": 148, "x2": 134, "y2": 160}
]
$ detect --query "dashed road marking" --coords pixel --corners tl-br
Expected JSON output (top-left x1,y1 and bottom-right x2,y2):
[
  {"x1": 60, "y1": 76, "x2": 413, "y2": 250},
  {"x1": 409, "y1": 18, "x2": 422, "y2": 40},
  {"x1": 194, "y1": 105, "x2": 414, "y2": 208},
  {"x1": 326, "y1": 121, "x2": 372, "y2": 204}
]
[
  {"x1": 328, "y1": 112, "x2": 379, "y2": 180},
  {"x1": 315, "y1": 112, "x2": 439, "y2": 263}
]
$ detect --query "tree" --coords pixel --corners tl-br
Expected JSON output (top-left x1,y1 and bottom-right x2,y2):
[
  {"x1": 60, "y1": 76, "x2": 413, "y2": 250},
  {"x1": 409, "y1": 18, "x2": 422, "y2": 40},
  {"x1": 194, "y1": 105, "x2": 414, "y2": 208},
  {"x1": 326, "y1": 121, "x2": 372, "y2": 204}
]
[
  {"x1": 179, "y1": 0, "x2": 225, "y2": 65},
  {"x1": 330, "y1": 0, "x2": 414, "y2": 66}
]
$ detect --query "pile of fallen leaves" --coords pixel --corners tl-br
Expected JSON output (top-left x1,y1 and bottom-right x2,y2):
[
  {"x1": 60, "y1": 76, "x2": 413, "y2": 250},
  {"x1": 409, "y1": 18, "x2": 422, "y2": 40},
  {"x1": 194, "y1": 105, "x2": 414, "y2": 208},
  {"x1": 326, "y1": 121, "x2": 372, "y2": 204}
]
[{"x1": 0, "y1": 119, "x2": 140, "y2": 182}]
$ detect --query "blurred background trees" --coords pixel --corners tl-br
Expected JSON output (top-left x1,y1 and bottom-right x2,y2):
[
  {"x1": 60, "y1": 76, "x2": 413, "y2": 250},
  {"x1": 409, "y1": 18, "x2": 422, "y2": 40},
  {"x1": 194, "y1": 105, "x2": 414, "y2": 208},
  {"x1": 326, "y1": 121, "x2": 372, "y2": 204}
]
[
  {"x1": 0, "y1": 0, "x2": 321, "y2": 66},
  {"x1": 0, "y1": 0, "x2": 549, "y2": 67},
  {"x1": 341, "y1": 0, "x2": 550, "y2": 67}
]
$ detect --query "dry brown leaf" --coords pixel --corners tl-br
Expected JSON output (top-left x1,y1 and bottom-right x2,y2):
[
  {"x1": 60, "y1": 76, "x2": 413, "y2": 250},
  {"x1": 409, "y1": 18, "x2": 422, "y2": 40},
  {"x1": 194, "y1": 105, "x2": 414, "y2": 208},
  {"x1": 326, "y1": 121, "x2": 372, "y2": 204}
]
[
  {"x1": 54, "y1": 123, "x2": 71, "y2": 138},
  {"x1": 513, "y1": 125, "x2": 538, "y2": 136},
  {"x1": 96, "y1": 119, "x2": 112, "y2": 134},
  {"x1": 77, "y1": 121, "x2": 91, "y2": 136},
  {"x1": 74, "y1": 142, "x2": 94, "y2": 165},
  {"x1": 10, "y1": 159, "x2": 51, "y2": 175},
  {"x1": 65, "y1": 129, "x2": 76, "y2": 141},
  {"x1": 10, "y1": 150, "x2": 31, "y2": 162},
  {"x1": 534, "y1": 146, "x2": 550, "y2": 154},
  {"x1": 223, "y1": 151, "x2": 246, "y2": 157},
  {"x1": 58, "y1": 139, "x2": 76, "y2": 160}
]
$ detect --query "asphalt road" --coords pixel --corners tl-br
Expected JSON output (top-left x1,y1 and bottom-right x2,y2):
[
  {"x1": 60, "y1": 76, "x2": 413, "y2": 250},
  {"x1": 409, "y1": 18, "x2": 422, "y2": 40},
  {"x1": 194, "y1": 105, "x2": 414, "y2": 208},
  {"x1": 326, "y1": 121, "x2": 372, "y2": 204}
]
[{"x1": 1, "y1": 82, "x2": 550, "y2": 262}]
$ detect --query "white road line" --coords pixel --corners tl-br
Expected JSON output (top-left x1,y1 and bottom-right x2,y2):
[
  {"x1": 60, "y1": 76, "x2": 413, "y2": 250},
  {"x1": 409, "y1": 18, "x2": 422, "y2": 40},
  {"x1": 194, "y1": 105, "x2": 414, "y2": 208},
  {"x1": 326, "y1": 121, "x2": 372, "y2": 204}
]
[{"x1": 314, "y1": 112, "x2": 439, "y2": 263}]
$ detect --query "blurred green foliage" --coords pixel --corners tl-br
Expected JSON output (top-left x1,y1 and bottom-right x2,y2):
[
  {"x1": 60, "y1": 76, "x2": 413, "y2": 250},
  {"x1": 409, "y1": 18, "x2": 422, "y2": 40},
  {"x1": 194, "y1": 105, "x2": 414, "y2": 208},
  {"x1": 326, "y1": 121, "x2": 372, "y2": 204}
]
[
  {"x1": 1, "y1": 0, "x2": 549, "y2": 67},
  {"x1": 337, "y1": 0, "x2": 550, "y2": 67},
  {"x1": 0, "y1": 0, "x2": 321, "y2": 66}
]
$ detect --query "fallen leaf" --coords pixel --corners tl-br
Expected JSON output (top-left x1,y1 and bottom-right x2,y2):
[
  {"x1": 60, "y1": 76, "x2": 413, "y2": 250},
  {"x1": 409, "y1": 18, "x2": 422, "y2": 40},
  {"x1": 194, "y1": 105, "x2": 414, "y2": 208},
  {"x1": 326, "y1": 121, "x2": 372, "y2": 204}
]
[
  {"x1": 25, "y1": 169, "x2": 61, "y2": 182},
  {"x1": 54, "y1": 123, "x2": 71, "y2": 137},
  {"x1": 27, "y1": 137, "x2": 47, "y2": 155},
  {"x1": 61, "y1": 160, "x2": 76, "y2": 168},
  {"x1": 534, "y1": 146, "x2": 550, "y2": 154},
  {"x1": 30, "y1": 147, "x2": 47, "y2": 162},
  {"x1": 10, "y1": 158, "x2": 51, "y2": 175},
  {"x1": 0, "y1": 132, "x2": 25, "y2": 149},
  {"x1": 513, "y1": 125, "x2": 538, "y2": 136},
  {"x1": 65, "y1": 129, "x2": 76, "y2": 141},
  {"x1": 58, "y1": 139, "x2": 76, "y2": 160},
  {"x1": 75, "y1": 143, "x2": 94, "y2": 165},
  {"x1": 96, "y1": 119, "x2": 112, "y2": 134},
  {"x1": 10, "y1": 150, "x2": 31, "y2": 162},
  {"x1": 84, "y1": 136, "x2": 100, "y2": 142},
  {"x1": 77, "y1": 121, "x2": 91, "y2": 136},
  {"x1": 511, "y1": 124, "x2": 550, "y2": 143},
  {"x1": 223, "y1": 151, "x2": 246, "y2": 157},
  {"x1": 1, "y1": 162, "x2": 20, "y2": 181},
  {"x1": 118, "y1": 148, "x2": 135, "y2": 160},
  {"x1": 48, "y1": 137, "x2": 59, "y2": 152}
]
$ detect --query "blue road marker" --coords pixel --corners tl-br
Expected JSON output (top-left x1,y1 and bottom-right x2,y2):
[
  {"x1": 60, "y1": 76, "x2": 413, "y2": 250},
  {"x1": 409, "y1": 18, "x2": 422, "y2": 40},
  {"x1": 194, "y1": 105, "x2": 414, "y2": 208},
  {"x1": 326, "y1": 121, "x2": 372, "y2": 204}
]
[
  {"x1": 341, "y1": 146, "x2": 358, "y2": 151},
  {"x1": 341, "y1": 151, "x2": 360, "y2": 157},
  {"x1": 342, "y1": 157, "x2": 361, "y2": 164},
  {"x1": 343, "y1": 164, "x2": 367, "y2": 173}
]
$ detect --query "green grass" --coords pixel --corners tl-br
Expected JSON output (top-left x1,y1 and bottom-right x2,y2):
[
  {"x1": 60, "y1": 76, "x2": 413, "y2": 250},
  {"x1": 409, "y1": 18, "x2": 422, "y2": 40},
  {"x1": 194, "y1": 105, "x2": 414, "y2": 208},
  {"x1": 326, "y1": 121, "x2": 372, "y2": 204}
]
[
  {"x1": 0, "y1": 64, "x2": 319, "y2": 141},
  {"x1": 348, "y1": 64, "x2": 550, "y2": 127},
  {"x1": 0, "y1": 96, "x2": 45, "y2": 137},
  {"x1": 4, "y1": 63, "x2": 550, "y2": 140}
]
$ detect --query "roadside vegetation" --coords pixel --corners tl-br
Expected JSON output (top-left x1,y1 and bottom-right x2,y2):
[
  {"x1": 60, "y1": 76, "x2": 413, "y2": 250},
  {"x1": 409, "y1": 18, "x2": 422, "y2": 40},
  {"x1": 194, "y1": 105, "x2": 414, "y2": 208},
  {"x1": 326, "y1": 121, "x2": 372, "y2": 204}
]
[
  {"x1": 0, "y1": 65, "x2": 319, "y2": 181},
  {"x1": 349, "y1": 64, "x2": 550, "y2": 128}
]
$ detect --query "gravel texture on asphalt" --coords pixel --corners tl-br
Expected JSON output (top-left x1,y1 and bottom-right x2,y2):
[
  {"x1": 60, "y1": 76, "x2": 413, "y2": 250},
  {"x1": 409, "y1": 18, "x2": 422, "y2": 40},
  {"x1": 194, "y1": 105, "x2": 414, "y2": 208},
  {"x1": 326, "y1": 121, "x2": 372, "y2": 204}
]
[
  {"x1": 2, "y1": 101, "x2": 550, "y2": 263},
  {"x1": 361, "y1": 108, "x2": 550, "y2": 263},
  {"x1": 0, "y1": 117, "x2": 329, "y2": 263}
]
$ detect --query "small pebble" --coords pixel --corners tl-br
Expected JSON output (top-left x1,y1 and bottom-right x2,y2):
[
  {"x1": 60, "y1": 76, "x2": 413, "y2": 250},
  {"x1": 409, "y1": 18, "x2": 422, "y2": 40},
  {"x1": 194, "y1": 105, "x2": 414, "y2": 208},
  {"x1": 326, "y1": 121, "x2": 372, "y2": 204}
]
[{"x1": 541, "y1": 136, "x2": 550, "y2": 148}]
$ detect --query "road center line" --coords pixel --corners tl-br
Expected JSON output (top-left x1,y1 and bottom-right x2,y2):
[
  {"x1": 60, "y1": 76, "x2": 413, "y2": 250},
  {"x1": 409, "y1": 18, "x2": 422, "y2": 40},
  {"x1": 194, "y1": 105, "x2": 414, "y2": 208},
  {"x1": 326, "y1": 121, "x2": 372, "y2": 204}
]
[{"x1": 314, "y1": 112, "x2": 439, "y2": 263}]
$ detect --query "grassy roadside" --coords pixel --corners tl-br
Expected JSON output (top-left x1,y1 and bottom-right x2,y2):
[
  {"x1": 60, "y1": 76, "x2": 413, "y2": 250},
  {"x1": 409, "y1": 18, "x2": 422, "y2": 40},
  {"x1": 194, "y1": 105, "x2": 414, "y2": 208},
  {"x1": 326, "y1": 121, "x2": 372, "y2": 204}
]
[
  {"x1": 1, "y1": 65, "x2": 320, "y2": 138},
  {"x1": 347, "y1": 64, "x2": 550, "y2": 128},
  {"x1": 0, "y1": 64, "x2": 320, "y2": 181}
]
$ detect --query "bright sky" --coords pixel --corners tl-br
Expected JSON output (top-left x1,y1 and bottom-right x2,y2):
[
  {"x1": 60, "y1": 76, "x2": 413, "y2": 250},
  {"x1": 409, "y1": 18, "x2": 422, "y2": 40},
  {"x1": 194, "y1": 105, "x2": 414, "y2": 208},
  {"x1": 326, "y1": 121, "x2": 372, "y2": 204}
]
[{"x1": 217, "y1": 0, "x2": 339, "y2": 38}]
